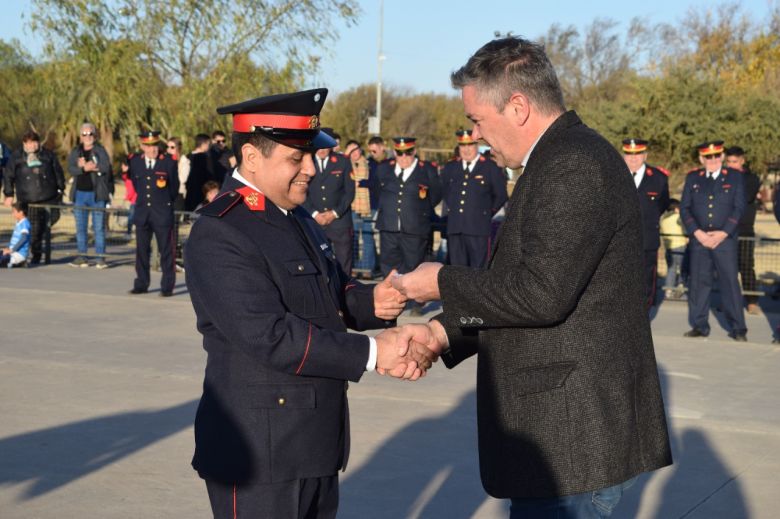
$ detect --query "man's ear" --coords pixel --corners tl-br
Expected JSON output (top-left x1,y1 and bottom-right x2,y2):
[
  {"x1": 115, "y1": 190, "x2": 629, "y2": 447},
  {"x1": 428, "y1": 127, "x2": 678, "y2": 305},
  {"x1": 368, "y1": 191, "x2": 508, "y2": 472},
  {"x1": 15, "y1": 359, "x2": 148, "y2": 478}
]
[
  {"x1": 507, "y1": 92, "x2": 530, "y2": 125},
  {"x1": 241, "y1": 142, "x2": 260, "y2": 173}
]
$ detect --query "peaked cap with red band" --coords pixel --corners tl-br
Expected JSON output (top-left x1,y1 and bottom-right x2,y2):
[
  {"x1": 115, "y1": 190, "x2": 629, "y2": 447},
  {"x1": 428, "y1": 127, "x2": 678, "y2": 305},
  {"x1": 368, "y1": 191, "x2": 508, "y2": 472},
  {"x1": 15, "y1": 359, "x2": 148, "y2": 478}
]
[
  {"x1": 139, "y1": 130, "x2": 161, "y2": 145},
  {"x1": 456, "y1": 129, "x2": 477, "y2": 145},
  {"x1": 216, "y1": 88, "x2": 336, "y2": 151},
  {"x1": 393, "y1": 137, "x2": 416, "y2": 152},
  {"x1": 622, "y1": 138, "x2": 648, "y2": 154},
  {"x1": 696, "y1": 140, "x2": 725, "y2": 156}
]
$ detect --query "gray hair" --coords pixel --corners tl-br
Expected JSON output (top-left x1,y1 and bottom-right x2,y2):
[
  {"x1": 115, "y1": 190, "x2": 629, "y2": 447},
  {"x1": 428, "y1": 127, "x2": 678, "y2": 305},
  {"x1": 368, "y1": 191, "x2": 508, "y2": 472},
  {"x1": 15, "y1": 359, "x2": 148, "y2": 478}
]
[
  {"x1": 451, "y1": 37, "x2": 565, "y2": 116},
  {"x1": 80, "y1": 122, "x2": 97, "y2": 134}
]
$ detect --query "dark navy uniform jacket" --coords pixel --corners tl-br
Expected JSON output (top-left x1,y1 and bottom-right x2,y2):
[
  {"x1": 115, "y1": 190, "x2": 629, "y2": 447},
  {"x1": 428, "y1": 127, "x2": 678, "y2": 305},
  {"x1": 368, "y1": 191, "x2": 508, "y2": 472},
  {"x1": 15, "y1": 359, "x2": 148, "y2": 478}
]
[
  {"x1": 128, "y1": 152, "x2": 179, "y2": 226},
  {"x1": 375, "y1": 159, "x2": 442, "y2": 236},
  {"x1": 302, "y1": 151, "x2": 354, "y2": 230},
  {"x1": 681, "y1": 167, "x2": 745, "y2": 238},
  {"x1": 636, "y1": 164, "x2": 670, "y2": 250},
  {"x1": 184, "y1": 176, "x2": 390, "y2": 485},
  {"x1": 441, "y1": 155, "x2": 508, "y2": 236}
]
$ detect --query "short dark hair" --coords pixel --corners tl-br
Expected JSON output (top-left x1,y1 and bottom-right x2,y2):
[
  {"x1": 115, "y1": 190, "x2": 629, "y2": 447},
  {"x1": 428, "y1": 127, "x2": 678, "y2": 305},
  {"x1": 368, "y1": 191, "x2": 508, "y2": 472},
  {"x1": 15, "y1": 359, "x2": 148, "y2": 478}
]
[
  {"x1": 368, "y1": 136, "x2": 384, "y2": 146},
  {"x1": 231, "y1": 132, "x2": 279, "y2": 165},
  {"x1": 195, "y1": 134, "x2": 211, "y2": 147},
  {"x1": 668, "y1": 198, "x2": 680, "y2": 211},
  {"x1": 21, "y1": 130, "x2": 40, "y2": 143},
  {"x1": 725, "y1": 146, "x2": 745, "y2": 157},
  {"x1": 451, "y1": 36, "x2": 566, "y2": 115},
  {"x1": 345, "y1": 139, "x2": 361, "y2": 149},
  {"x1": 12, "y1": 201, "x2": 28, "y2": 214},
  {"x1": 212, "y1": 130, "x2": 226, "y2": 139},
  {"x1": 201, "y1": 180, "x2": 220, "y2": 196}
]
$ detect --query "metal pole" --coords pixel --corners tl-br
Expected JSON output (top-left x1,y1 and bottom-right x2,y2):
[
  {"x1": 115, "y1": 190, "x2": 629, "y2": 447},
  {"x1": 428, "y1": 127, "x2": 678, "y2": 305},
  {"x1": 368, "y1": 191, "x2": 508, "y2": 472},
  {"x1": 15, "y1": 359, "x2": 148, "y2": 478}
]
[{"x1": 376, "y1": 0, "x2": 384, "y2": 134}]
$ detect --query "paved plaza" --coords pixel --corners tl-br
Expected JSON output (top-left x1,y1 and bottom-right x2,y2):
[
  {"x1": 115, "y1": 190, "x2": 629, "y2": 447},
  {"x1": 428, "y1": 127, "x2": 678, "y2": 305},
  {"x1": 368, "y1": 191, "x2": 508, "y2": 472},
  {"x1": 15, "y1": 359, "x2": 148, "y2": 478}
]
[{"x1": 1, "y1": 263, "x2": 779, "y2": 518}]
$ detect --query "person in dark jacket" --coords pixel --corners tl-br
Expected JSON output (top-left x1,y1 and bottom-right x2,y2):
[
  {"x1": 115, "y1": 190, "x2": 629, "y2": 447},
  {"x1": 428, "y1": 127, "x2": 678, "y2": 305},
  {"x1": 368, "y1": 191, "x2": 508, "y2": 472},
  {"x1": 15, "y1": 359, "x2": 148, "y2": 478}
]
[
  {"x1": 441, "y1": 129, "x2": 508, "y2": 267},
  {"x1": 622, "y1": 138, "x2": 670, "y2": 306},
  {"x1": 302, "y1": 128, "x2": 355, "y2": 274},
  {"x1": 3, "y1": 130, "x2": 65, "y2": 264},
  {"x1": 391, "y1": 36, "x2": 672, "y2": 518},
  {"x1": 184, "y1": 89, "x2": 432, "y2": 519},
  {"x1": 127, "y1": 130, "x2": 179, "y2": 296},
  {"x1": 726, "y1": 146, "x2": 762, "y2": 315},
  {"x1": 66, "y1": 123, "x2": 114, "y2": 268}
]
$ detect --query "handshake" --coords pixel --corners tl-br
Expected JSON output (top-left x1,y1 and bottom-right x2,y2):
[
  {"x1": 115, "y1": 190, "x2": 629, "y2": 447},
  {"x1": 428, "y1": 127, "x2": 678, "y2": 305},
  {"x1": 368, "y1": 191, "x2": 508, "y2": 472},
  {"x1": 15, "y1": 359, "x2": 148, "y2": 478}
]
[{"x1": 373, "y1": 321, "x2": 449, "y2": 381}]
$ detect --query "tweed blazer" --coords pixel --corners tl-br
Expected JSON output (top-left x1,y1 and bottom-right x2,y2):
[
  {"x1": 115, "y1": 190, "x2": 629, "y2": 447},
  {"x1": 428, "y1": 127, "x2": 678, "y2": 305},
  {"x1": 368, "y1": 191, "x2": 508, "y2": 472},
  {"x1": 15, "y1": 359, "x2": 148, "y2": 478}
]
[{"x1": 436, "y1": 111, "x2": 672, "y2": 498}]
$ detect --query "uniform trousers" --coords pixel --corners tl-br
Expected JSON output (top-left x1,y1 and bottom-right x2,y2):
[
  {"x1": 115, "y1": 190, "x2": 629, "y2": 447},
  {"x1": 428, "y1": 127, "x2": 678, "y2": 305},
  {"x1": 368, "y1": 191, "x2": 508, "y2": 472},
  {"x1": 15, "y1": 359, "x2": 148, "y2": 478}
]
[
  {"x1": 688, "y1": 238, "x2": 746, "y2": 335},
  {"x1": 448, "y1": 233, "x2": 491, "y2": 268},
  {"x1": 323, "y1": 221, "x2": 353, "y2": 276},
  {"x1": 643, "y1": 249, "x2": 659, "y2": 306},
  {"x1": 737, "y1": 236, "x2": 758, "y2": 305},
  {"x1": 134, "y1": 217, "x2": 176, "y2": 293},
  {"x1": 205, "y1": 475, "x2": 338, "y2": 519},
  {"x1": 379, "y1": 231, "x2": 428, "y2": 276}
]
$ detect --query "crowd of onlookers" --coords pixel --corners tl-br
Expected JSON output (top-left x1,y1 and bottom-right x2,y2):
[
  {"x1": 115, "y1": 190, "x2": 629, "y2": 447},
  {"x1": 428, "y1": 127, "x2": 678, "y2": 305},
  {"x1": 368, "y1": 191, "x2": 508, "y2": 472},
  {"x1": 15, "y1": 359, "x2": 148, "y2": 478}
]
[{"x1": 2, "y1": 125, "x2": 780, "y2": 340}]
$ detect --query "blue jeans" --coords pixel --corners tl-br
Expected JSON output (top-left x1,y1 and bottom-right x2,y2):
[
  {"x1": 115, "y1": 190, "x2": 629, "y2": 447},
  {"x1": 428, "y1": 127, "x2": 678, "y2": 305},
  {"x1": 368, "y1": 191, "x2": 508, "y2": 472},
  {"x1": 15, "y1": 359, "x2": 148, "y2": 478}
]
[
  {"x1": 510, "y1": 477, "x2": 637, "y2": 518},
  {"x1": 353, "y1": 214, "x2": 376, "y2": 271},
  {"x1": 73, "y1": 190, "x2": 106, "y2": 255},
  {"x1": 664, "y1": 246, "x2": 686, "y2": 289}
]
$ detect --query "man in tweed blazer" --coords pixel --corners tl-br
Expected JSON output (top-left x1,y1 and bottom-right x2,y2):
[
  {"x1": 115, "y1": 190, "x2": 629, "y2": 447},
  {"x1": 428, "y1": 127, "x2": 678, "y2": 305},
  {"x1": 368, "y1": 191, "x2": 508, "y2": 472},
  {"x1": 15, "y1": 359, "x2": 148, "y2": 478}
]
[{"x1": 391, "y1": 37, "x2": 672, "y2": 518}]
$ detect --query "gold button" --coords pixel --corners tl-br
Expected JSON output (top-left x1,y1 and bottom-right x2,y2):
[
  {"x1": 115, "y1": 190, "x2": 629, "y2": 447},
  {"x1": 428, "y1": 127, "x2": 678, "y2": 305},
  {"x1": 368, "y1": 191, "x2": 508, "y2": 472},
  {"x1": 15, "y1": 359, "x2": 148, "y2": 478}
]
[
  {"x1": 338, "y1": 310, "x2": 344, "y2": 318},
  {"x1": 708, "y1": 213, "x2": 713, "y2": 218},
  {"x1": 708, "y1": 204, "x2": 713, "y2": 208},
  {"x1": 461, "y1": 190, "x2": 466, "y2": 195},
  {"x1": 459, "y1": 208, "x2": 464, "y2": 213},
  {"x1": 278, "y1": 398, "x2": 286, "y2": 406},
  {"x1": 297, "y1": 264, "x2": 305, "y2": 271},
  {"x1": 709, "y1": 195, "x2": 714, "y2": 200},
  {"x1": 399, "y1": 183, "x2": 404, "y2": 188},
  {"x1": 322, "y1": 197, "x2": 326, "y2": 200},
  {"x1": 462, "y1": 182, "x2": 467, "y2": 186},
  {"x1": 397, "y1": 208, "x2": 401, "y2": 212},
  {"x1": 460, "y1": 200, "x2": 465, "y2": 205}
]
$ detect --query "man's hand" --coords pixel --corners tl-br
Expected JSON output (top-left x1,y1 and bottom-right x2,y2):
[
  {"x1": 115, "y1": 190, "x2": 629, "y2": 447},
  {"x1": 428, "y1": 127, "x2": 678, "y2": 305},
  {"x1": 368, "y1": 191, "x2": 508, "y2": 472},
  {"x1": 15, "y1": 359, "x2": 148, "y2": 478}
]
[
  {"x1": 77, "y1": 157, "x2": 86, "y2": 169},
  {"x1": 706, "y1": 230, "x2": 728, "y2": 249},
  {"x1": 83, "y1": 161, "x2": 97, "y2": 172},
  {"x1": 693, "y1": 229, "x2": 714, "y2": 249},
  {"x1": 321, "y1": 211, "x2": 337, "y2": 225},
  {"x1": 390, "y1": 262, "x2": 444, "y2": 302},
  {"x1": 2, "y1": 247, "x2": 10, "y2": 255},
  {"x1": 374, "y1": 328, "x2": 437, "y2": 380},
  {"x1": 373, "y1": 269, "x2": 407, "y2": 320},
  {"x1": 396, "y1": 322, "x2": 449, "y2": 360},
  {"x1": 314, "y1": 213, "x2": 329, "y2": 226}
]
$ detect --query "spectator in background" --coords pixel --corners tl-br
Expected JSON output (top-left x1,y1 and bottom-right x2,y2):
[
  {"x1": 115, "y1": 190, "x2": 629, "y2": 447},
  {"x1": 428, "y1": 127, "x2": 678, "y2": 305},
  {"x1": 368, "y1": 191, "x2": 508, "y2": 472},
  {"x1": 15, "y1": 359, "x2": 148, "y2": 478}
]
[
  {"x1": 1, "y1": 201, "x2": 31, "y2": 268},
  {"x1": 3, "y1": 130, "x2": 65, "y2": 265},
  {"x1": 67, "y1": 123, "x2": 114, "y2": 269},
  {"x1": 366, "y1": 135, "x2": 388, "y2": 277},
  {"x1": 192, "y1": 180, "x2": 220, "y2": 215},
  {"x1": 726, "y1": 146, "x2": 762, "y2": 315},
  {"x1": 660, "y1": 198, "x2": 688, "y2": 298},
  {"x1": 185, "y1": 134, "x2": 213, "y2": 211},
  {"x1": 302, "y1": 128, "x2": 355, "y2": 274},
  {"x1": 344, "y1": 140, "x2": 375, "y2": 276},
  {"x1": 0, "y1": 139, "x2": 10, "y2": 182},
  {"x1": 208, "y1": 130, "x2": 236, "y2": 185},
  {"x1": 167, "y1": 137, "x2": 188, "y2": 211},
  {"x1": 120, "y1": 158, "x2": 137, "y2": 236}
]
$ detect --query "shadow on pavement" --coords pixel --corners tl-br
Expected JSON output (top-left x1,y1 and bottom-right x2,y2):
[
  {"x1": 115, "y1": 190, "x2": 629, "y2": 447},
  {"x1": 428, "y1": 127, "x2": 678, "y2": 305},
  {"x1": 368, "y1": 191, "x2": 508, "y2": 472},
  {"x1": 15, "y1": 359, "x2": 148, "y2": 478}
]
[
  {"x1": 0, "y1": 400, "x2": 197, "y2": 500},
  {"x1": 339, "y1": 390, "x2": 497, "y2": 518},
  {"x1": 615, "y1": 366, "x2": 748, "y2": 518}
]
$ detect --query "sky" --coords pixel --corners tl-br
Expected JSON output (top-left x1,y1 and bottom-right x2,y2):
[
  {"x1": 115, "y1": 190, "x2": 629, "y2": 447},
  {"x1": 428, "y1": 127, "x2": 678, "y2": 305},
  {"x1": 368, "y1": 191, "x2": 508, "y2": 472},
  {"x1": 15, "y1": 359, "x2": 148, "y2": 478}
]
[{"x1": 1, "y1": 0, "x2": 776, "y2": 96}]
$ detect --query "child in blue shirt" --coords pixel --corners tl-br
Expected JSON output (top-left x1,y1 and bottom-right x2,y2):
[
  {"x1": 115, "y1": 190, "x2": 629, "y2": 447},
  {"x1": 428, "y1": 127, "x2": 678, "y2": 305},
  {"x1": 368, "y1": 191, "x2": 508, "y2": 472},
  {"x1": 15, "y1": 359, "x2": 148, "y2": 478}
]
[{"x1": 2, "y1": 202, "x2": 31, "y2": 268}]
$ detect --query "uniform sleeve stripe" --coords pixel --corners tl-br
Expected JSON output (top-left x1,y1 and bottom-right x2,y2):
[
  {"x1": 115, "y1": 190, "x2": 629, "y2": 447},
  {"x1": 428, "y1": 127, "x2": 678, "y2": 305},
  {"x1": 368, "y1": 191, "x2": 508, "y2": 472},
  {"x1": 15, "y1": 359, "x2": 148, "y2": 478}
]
[{"x1": 295, "y1": 322, "x2": 313, "y2": 375}]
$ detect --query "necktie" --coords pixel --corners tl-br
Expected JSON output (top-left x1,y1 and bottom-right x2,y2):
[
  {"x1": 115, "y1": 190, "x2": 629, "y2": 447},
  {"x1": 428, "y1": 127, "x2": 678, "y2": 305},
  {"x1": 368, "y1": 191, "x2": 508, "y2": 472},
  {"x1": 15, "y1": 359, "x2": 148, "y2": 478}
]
[{"x1": 320, "y1": 158, "x2": 327, "y2": 172}]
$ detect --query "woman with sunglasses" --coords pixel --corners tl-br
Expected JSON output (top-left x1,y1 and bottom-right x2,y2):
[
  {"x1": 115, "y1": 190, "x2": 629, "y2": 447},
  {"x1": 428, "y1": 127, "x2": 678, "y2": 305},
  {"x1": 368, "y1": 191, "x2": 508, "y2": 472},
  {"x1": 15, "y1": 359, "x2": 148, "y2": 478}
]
[{"x1": 167, "y1": 137, "x2": 188, "y2": 212}]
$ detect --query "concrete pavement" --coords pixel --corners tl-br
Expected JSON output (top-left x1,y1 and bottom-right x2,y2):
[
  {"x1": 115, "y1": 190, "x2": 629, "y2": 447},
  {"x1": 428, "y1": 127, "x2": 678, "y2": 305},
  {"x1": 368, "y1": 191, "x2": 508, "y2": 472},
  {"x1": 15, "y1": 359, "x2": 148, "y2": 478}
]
[{"x1": 1, "y1": 263, "x2": 779, "y2": 518}]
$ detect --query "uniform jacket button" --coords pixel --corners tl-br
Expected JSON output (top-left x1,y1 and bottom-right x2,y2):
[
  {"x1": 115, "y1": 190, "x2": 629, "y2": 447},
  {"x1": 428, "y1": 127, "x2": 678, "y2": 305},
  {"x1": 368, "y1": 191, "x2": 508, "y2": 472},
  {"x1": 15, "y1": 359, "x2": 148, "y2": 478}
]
[
  {"x1": 297, "y1": 264, "x2": 305, "y2": 272},
  {"x1": 338, "y1": 310, "x2": 344, "y2": 318},
  {"x1": 278, "y1": 397, "x2": 286, "y2": 406}
]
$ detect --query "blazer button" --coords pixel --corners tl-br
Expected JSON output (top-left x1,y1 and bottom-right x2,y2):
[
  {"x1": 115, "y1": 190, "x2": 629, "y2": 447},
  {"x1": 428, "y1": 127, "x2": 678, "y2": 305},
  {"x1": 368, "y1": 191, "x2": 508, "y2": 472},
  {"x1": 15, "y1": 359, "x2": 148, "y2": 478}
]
[
  {"x1": 297, "y1": 264, "x2": 305, "y2": 272},
  {"x1": 278, "y1": 397, "x2": 286, "y2": 406},
  {"x1": 338, "y1": 310, "x2": 344, "y2": 318},
  {"x1": 476, "y1": 318, "x2": 484, "y2": 324},
  {"x1": 460, "y1": 317, "x2": 468, "y2": 324}
]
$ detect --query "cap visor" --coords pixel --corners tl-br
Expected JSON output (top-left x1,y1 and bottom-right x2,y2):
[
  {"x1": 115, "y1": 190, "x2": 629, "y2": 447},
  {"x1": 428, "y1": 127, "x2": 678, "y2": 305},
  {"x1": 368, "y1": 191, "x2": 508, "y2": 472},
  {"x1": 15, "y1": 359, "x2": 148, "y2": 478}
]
[{"x1": 311, "y1": 131, "x2": 337, "y2": 150}]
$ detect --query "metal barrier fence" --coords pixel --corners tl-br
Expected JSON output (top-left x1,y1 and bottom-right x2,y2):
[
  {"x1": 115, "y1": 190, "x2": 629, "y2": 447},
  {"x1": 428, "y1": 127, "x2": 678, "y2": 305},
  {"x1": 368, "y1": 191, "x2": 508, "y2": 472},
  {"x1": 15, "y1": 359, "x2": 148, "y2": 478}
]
[
  {"x1": 0, "y1": 204, "x2": 194, "y2": 268},
  {"x1": 2, "y1": 206, "x2": 780, "y2": 297}
]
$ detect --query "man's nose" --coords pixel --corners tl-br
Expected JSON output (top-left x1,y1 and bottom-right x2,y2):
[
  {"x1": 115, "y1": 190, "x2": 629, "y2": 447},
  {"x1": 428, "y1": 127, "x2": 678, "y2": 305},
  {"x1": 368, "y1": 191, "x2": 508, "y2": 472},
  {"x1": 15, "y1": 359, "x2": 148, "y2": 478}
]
[
  {"x1": 301, "y1": 154, "x2": 316, "y2": 177},
  {"x1": 471, "y1": 125, "x2": 482, "y2": 140}
]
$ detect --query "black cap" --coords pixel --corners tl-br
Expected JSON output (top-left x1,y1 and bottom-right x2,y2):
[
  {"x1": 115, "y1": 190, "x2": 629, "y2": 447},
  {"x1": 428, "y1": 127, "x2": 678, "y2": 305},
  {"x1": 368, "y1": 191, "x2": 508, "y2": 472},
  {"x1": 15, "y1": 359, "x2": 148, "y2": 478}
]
[
  {"x1": 455, "y1": 129, "x2": 477, "y2": 145},
  {"x1": 696, "y1": 140, "x2": 725, "y2": 156},
  {"x1": 139, "y1": 130, "x2": 161, "y2": 145},
  {"x1": 217, "y1": 88, "x2": 335, "y2": 151}
]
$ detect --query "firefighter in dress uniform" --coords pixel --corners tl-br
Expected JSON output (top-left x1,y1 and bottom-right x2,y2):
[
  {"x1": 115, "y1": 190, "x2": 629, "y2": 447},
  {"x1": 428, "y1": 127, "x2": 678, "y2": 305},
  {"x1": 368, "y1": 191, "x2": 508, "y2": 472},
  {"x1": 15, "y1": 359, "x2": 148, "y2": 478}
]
[
  {"x1": 622, "y1": 138, "x2": 670, "y2": 306},
  {"x1": 127, "y1": 130, "x2": 179, "y2": 296},
  {"x1": 680, "y1": 140, "x2": 747, "y2": 341},
  {"x1": 441, "y1": 129, "x2": 507, "y2": 267}
]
